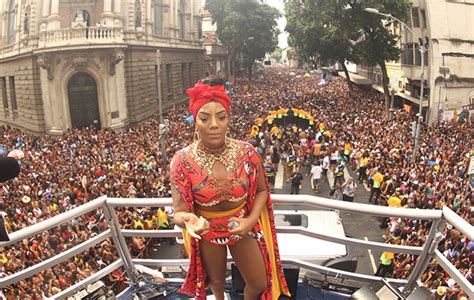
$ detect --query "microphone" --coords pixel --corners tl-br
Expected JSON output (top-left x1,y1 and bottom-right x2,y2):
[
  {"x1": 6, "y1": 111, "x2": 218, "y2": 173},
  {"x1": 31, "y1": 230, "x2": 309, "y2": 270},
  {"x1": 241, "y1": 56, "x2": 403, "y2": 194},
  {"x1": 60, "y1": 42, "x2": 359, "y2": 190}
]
[{"x1": 0, "y1": 157, "x2": 20, "y2": 183}]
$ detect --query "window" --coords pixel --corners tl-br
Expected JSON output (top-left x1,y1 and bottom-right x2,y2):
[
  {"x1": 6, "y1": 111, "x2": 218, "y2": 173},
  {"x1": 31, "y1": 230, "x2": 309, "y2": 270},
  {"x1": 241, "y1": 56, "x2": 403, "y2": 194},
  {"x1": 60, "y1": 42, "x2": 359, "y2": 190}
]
[
  {"x1": 166, "y1": 64, "x2": 172, "y2": 99},
  {"x1": 188, "y1": 63, "x2": 193, "y2": 86},
  {"x1": 402, "y1": 43, "x2": 414, "y2": 65},
  {"x1": 7, "y1": 0, "x2": 17, "y2": 44},
  {"x1": 1, "y1": 78, "x2": 8, "y2": 109},
  {"x1": 197, "y1": 21, "x2": 202, "y2": 39},
  {"x1": 411, "y1": 7, "x2": 420, "y2": 28},
  {"x1": 154, "y1": 0, "x2": 163, "y2": 35},
  {"x1": 179, "y1": 0, "x2": 185, "y2": 39},
  {"x1": 181, "y1": 63, "x2": 187, "y2": 91},
  {"x1": 420, "y1": 9, "x2": 427, "y2": 29},
  {"x1": 9, "y1": 77, "x2": 17, "y2": 111},
  {"x1": 274, "y1": 214, "x2": 308, "y2": 228}
]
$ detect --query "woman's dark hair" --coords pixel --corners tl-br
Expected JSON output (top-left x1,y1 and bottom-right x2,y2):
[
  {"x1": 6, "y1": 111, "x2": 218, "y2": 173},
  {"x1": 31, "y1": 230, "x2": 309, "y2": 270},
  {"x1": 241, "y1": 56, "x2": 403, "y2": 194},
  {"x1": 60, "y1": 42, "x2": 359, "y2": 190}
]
[{"x1": 201, "y1": 76, "x2": 224, "y2": 86}]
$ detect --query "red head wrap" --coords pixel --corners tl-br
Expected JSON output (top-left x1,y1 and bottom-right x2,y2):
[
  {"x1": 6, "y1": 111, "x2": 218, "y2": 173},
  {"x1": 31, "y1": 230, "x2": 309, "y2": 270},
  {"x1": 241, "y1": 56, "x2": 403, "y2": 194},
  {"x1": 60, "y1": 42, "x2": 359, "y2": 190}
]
[{"x1": 187, "y1": 81, "x2": 230, "y2": 119}]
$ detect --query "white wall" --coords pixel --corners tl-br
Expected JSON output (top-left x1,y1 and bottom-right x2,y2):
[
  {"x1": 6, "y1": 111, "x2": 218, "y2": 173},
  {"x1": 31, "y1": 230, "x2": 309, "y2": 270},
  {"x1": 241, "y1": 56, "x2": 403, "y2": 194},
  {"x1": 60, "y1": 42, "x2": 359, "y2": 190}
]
[{"x1": 426, "y1": 0, "x2": 474, "y2": 122}]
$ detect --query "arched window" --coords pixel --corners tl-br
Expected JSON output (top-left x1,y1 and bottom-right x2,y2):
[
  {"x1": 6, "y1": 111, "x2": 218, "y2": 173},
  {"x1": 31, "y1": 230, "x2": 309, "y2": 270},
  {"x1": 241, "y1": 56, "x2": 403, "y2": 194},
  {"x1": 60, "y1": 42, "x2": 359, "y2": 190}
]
[
  {"x1": 7, "y1": 0, "x2": 17, "y2": 44},
  {"x1": 153, "y1": 0, "x2": 163, "y2": 35},
  {"x1": 135, "y1": 0, "x2": 142, "y2": 28},
  {"x1": 178, "y1": 0, "x2": 185, "y2": 39}
]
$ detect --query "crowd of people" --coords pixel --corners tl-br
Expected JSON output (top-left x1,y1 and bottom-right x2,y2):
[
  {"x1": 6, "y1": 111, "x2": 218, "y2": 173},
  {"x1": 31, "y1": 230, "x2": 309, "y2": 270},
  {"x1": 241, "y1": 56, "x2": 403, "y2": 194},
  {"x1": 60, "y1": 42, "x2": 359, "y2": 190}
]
[{"x1": 0, "y1": 66, "x2": 472, "y2": 299}]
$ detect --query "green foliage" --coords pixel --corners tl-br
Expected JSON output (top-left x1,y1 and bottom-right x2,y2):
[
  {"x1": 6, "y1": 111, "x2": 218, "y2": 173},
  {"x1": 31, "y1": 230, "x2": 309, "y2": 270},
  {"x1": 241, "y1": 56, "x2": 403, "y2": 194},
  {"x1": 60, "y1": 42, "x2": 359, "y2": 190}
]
[
  {"x1": 206, "y1": 0, "x2": 280, "y2": 73},
  {"x1": 270, "y1": 48, "x2": 283, "y2": 63},
  {"x1": 349, "y1": 0, "x2": 411, "y2": 66},
  {"x1": 285, "y1": 0, "x2": 411, "y2": 67}
]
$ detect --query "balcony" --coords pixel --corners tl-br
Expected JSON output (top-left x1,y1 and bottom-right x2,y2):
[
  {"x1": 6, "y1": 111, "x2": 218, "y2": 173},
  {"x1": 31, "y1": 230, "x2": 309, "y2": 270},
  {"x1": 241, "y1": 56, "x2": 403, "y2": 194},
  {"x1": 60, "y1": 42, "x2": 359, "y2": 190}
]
[
  {"x1": 0, "y1": 26, "x2": 203, "y2": 60},
  {"x1": 38, "y1": 26, "x2": 125, "y2": 49}
]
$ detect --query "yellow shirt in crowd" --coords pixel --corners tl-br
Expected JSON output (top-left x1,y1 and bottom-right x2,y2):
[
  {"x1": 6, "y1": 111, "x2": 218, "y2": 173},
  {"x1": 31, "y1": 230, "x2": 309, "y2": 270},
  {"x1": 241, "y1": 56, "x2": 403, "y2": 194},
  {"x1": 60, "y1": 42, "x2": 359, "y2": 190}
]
[
  {"x1": 360, "y1": 157, "x2": 369, "y2": 167},
  {"x1": 387, "y1": 196, "x2": 402, "y2": 208},
  {"x1": 373, "y1": 172, "x2": 384, "y2": 188}
]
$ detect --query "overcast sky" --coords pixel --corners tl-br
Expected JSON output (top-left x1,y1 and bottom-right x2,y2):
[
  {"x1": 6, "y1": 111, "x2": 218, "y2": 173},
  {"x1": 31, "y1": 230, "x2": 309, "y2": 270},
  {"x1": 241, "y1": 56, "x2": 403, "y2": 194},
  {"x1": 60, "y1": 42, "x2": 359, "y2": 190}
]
[{"x1": 263, "y1": 0, "x2": 288, "y2": 49}]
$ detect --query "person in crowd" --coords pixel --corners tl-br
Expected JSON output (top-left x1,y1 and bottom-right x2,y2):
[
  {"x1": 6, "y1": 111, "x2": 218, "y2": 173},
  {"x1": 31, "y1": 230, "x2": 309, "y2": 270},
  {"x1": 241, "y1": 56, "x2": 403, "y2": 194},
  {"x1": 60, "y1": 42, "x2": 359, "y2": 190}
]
[
  {"x1": 264, "y1": 160, "x2": 277, "y2": 193},
  {"x1": 170, "y1": 77, "x2": 289, "y2": 300},
  {"x1": 288, "y1": 168, "x2": 304, "y2": 195},
  {"x1": 309, "y1": 160, "x2": 323, "y2": 193},
  {"x1": 369, "y1": 167, "x2": 384, "y2": 205},
  {"x1": 341, "y1": 177, "x2": 357, "y2": 203}
]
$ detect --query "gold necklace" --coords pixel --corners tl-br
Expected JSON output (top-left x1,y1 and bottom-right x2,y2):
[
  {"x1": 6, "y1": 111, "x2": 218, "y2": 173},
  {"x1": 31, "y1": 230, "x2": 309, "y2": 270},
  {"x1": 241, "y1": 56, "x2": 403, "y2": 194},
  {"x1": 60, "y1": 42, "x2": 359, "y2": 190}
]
[{"x1": 193, "y1": 137, "x2": 237, "y2": 175}]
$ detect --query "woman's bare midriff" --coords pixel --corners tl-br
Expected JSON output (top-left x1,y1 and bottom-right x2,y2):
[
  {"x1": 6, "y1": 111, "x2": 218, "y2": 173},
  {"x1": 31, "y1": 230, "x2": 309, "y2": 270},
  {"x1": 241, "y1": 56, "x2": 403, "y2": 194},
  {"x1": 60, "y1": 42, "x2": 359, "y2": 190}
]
[{"x1": 196, "y1": 199, "x2": 245, "y2": 212}]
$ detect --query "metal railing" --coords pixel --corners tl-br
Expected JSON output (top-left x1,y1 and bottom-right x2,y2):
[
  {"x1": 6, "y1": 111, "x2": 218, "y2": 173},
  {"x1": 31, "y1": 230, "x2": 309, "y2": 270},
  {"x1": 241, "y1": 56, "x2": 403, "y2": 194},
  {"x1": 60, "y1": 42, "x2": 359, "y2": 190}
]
[{"x1": 0, "y1": 195, "x2": 472, "y2": 299}]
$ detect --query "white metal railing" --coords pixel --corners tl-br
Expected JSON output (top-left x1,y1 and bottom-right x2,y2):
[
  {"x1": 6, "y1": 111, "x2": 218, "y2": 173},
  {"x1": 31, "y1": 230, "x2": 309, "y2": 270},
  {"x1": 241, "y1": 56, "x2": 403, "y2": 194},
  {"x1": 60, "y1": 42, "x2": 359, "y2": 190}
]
[{"x1": 0, "y1": 195, "x2": 472, "y2": 299}]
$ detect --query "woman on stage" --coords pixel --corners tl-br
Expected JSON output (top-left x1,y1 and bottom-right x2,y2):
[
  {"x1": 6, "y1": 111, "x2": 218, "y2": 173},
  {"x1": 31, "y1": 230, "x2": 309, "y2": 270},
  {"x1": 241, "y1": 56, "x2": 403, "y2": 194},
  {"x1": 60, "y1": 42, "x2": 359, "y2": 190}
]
[{"x1": 170, "y1": 77, "x2": 289, "y2": 300}]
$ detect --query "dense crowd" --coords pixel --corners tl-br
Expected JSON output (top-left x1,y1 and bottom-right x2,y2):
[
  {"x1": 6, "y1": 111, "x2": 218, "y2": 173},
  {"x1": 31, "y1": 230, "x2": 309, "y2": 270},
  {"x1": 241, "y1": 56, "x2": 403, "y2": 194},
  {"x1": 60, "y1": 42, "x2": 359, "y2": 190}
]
[{"x1": 0, "y1": 67, "x2": 472, "y2": 299}]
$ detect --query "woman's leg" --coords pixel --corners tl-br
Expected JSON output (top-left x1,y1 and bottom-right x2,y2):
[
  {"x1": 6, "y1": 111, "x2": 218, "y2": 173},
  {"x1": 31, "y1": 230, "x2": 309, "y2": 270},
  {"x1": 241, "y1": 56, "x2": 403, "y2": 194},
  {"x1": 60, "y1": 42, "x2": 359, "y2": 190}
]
[
  {"x1": 199, "y1": 239, "x2": 228, "y2": 300},
  {"x1": 229, "y1": 235, "x2": 267, "y2": 300}
]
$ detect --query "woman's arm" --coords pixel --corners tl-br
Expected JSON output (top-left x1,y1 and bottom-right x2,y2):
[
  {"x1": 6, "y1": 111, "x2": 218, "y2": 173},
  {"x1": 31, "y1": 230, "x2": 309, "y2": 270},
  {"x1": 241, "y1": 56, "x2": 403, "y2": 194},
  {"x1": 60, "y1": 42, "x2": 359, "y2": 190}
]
[
  {"x1": 170, "y1": 154, "x2": 209, "y2": 239},
  {"x1": 247, "y1": 159, "x2": 268, "y2": 226},
  {"x1": 171, "y1": 182, "x2": 191, "y2": 228}
]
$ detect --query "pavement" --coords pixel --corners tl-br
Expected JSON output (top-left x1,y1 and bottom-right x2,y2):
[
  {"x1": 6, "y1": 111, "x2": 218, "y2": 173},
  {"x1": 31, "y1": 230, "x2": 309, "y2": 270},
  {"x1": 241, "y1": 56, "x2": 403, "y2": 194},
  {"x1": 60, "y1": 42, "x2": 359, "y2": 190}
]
[{"x1": 148, "y1": 162, "x2": 386, "y2": 280}]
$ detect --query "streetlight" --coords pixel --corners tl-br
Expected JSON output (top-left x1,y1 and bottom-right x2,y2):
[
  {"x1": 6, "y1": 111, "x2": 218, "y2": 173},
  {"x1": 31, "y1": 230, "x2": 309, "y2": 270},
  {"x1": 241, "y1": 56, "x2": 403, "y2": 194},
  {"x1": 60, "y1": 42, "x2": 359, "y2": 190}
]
[
  {"x1": 226, "y1": 36, "x2": 255, "y2": 81},
  {"x1": 363, "y1": 7, "x2": 426, "y2": 163},
  {"x1": 155, "y1": 49, "x2": 167, "y2": 166}
]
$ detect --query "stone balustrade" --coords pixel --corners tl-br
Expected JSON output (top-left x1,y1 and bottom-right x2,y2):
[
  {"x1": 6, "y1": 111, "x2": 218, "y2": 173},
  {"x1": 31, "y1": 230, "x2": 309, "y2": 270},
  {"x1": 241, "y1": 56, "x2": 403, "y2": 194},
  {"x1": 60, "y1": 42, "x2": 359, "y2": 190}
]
[{"x1": 39, "y1": 26, "x2": 124, "y2": 48}]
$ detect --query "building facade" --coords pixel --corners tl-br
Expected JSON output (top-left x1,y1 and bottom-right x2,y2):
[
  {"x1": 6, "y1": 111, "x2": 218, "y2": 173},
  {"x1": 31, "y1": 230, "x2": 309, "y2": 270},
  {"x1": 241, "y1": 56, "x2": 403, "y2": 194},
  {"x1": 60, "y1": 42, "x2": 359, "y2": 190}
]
[
  {"x1": 0, "y1": 0, "x2": 205, "y2": 134},
  {"x1": 343, "y1": 0, "x2": 474, "y2": 123}
]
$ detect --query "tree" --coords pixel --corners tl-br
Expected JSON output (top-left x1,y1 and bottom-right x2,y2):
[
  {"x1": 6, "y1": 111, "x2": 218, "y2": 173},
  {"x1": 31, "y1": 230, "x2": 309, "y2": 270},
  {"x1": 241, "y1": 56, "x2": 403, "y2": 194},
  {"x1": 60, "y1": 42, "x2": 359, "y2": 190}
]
[
  {"x1": 206, "y1": 0, "x2": 280, "y2": 80},
  {"x1": 286, "y1": 0, "x2": 361, "y2": 89},
  {"x1": 348, "y1": 0, "x2": 411, "y2": 114}
]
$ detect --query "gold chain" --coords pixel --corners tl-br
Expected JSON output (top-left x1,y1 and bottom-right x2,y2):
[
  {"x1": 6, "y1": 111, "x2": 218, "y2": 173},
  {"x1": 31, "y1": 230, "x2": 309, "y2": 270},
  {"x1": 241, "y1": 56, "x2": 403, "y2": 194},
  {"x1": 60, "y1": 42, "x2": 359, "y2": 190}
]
[{"x1": 193, "y1": 137, "x2": 238, "y2": 175}]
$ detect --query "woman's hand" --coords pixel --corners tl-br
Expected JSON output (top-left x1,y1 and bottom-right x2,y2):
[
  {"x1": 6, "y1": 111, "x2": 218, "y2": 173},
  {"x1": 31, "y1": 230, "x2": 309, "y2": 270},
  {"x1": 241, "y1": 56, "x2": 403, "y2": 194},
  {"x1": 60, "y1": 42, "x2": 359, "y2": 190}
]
[
  {"x1": 183, "y1": 213, "x2": 210, "y2": 240},
  {"x1": 228, "y1": 217, "x2": 257, "y2": 237}
]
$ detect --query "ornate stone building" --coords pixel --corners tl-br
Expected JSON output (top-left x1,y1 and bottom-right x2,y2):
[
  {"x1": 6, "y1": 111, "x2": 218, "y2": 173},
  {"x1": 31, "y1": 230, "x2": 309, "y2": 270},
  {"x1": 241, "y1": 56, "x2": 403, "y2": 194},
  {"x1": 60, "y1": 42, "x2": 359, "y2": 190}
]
[{"x1": 0, "y1": 0, "x2": 204, "y2": 133}]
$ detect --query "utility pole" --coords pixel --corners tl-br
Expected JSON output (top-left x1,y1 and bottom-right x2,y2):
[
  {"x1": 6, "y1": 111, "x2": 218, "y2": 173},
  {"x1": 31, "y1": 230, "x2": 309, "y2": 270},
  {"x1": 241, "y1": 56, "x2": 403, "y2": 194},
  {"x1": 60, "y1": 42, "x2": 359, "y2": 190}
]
[
  {"x1": 412, "y1": 43, "x2": 425, "y2": 162},
  {"x1": 156, "y1": 49, "x2": 167, "y2": 166},
  {"x1": 390, "y1": 88, "x2": 396, "y2": 121}
]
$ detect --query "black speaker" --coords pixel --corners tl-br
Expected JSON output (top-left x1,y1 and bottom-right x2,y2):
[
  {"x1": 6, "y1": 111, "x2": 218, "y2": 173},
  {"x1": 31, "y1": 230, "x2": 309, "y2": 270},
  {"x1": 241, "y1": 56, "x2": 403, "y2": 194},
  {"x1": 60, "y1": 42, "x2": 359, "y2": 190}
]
[{"x1": 231, "y1": 264, "x2": 299, "y2": 298}]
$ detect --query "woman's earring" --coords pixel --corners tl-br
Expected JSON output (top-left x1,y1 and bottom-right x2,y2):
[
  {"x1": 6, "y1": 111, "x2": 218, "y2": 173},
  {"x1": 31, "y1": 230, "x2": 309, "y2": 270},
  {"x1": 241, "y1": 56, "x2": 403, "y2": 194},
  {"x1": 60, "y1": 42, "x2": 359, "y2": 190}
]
[{"x1": 194, "y1": 129, "x2": 200, "y2": 143}]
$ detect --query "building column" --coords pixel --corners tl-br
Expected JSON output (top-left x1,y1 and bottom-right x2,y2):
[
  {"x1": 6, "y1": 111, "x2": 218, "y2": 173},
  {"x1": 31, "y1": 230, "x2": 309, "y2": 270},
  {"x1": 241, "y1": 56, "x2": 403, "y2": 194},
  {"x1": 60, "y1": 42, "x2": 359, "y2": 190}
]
[
  {"x1": 47, "y1": 0, "x2": 61, "y2": 30},
  {"x1": 101, "y1": 0, "x2": 115, "y2": 25},
  {"x1": 109, "y1": 58, "x2": 129, "y2": 130},
  {"x1": 41, "y1": 0, "x2": 51, "y2": 19},
  {"x1": 162, "y1": 0, "x2": 170, "y2": 37},
  {"x1": 168, "y1": 0, "x2": 173, "y2": 37},
  {"x1": 112, "y1": 0, "x2": 123, "y2": 26},
  {"x1": 145, "y1": 0, "x2": 153, "y2": 37},
  {"x1": 189, "y1": 0, "x2": 194, "y2": 40}
]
